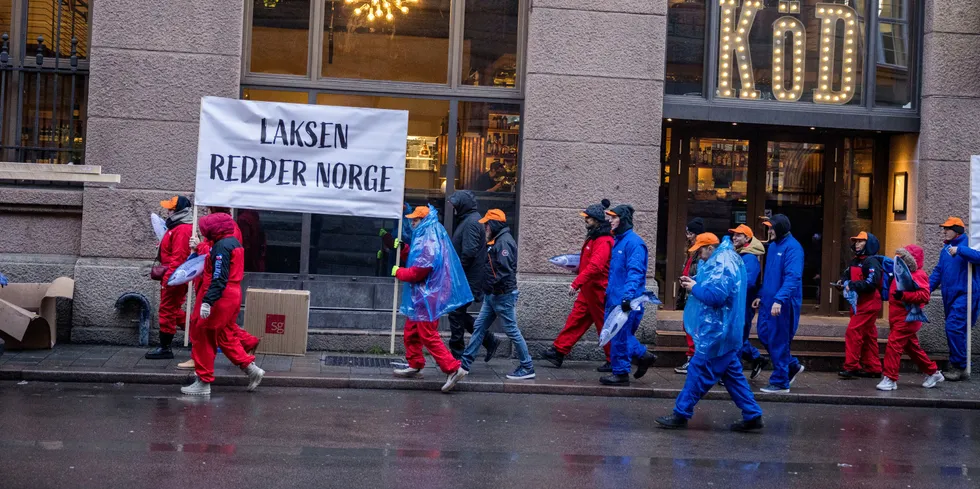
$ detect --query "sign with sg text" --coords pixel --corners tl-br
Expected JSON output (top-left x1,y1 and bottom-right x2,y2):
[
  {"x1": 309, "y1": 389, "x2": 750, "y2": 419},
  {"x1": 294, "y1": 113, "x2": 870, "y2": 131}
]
[{"x1": 194, "y1": 96, "x2": 409, "y2": 219}]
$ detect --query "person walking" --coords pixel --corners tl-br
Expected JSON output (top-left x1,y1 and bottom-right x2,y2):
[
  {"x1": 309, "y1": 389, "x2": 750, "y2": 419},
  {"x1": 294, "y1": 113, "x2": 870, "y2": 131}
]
[
  {"x1": 675, "y1": 218, "x2": 705, "y2": 374},
  {"x1": 755, "y1": 214, "x2": 805, "y2": 393},
  {"x1": 929, "y1": 217, "x2": 980, "y2": 381},
  {"x1": 391, "y1": 205, "x2": 473, "y2": 393},
  {"x1": 836, "y1": 232, "x2": 884, "y2": 379},
  {"x1": 600, "y1": 204, "x2": 657, "y2": 386},
  {"x1": 730, "y1": 224, "x2": 767, "y2": 378},
  {"x1": 446, "y1": 190, "x2": 499, "y2": 361},
  {"x1": 656, "y1": 234, "x2": 764, "y2": 432},
  {"x1": 146, "y1": 196, "x2": 194, "y2": 360},
  {"x1": 878, "y1": 244, "x2": 945, "y2": 391},
  {"x1": 459, "y1": 210, "x2": 535, "y2": 380},
  {"x1": 541, "y1": 199, "x2": 614, "y2": 370},
  {"x1": 180, "y1": 213, "x2": 265, "y2": 396}
]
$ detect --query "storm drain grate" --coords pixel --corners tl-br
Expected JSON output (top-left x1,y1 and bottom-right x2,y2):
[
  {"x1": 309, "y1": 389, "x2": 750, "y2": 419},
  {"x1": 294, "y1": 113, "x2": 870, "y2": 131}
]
[{"x1": 321, "y1": 355, "x2": 396, "y2": 368}]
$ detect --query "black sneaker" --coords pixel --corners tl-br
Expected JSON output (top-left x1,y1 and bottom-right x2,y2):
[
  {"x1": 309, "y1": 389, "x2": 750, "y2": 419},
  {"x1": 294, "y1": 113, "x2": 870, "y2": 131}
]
[
  {"x1": 750, "y1": 357, "x2": 767, "y2": 379},
  {"x1": 730, "y1": 416, "x2": 764, "y2": 432},
  {"x1": 596, "y1": 362, "x2": 613, "y2": 373},
  {"x1": 838, "y1": 370, "x2": 859, "y2": 380},
  {"x1": 599, "y1": 373, "x2": 630, "y2": 386},
  {"x1": 541, "y1": 347, "x2": 564, "y2": 368},
  {"x1": 483, "y1": 337, "x2": 500, "y2": 363},
  {"x1": 655, "y1": 414, "x2": 688, "y2": 429},
  {"x1": 855, "y1": 370, "x2": 880, "y2": 379},
  {"x1": 145, "y1": 347, "x2": 174, "y2": 360},
  {"x1": 633, "y1": 352, "x2": 657, "y2": 379}
]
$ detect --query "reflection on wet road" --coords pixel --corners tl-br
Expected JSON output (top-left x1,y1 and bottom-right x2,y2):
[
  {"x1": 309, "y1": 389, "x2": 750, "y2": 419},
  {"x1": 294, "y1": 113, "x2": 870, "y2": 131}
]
[{"x1": 0, "y1": 382, "x2": 976, "y2": 488}]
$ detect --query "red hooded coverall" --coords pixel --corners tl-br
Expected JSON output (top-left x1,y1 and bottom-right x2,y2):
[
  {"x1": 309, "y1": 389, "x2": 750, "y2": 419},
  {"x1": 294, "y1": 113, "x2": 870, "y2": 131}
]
[
  {"x1": 191, "y1": 213, "x2": 254, "y2": 383},
  {"x1": 159, "y1": 222, "x2": 193, "y2": 335},
  {"x1": 842, "y1": 244, "x2": 883, "y2": 375},
  {"x1": 552, "y1": 234, "x2": 614, "y2": 359},
  {"x1": 883, "y1": 244, "x2": 938, "y2": 381}
]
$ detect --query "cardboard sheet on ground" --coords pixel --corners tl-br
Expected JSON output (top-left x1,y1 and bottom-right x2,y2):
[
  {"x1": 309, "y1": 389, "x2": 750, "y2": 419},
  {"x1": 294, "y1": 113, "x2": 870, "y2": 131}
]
[
  {"x1": 599, "y1": 292, "x2": 661, "y2": 347},
  {"x1": 0, "y1": 277, "x2": 74, "y2": 349}
]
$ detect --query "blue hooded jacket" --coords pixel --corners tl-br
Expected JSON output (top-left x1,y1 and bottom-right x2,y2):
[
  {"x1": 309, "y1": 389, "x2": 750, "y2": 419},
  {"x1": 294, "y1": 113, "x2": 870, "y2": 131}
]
[
  {"x1": 605, "y1": 229, "x2": 648, "y2": 308},
  {"x1": 684, "y1": 237, "x2": 747, "y2": 359},
  {"x1": 929, "y1": 232, "x2": 980, "y2": 312}
]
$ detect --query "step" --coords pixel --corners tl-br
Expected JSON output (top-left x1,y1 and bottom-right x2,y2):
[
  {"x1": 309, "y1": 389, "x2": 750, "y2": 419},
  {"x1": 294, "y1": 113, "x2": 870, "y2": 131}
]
[{"x1": 656, "y1": 310, "x2": 890, "y2": 338}]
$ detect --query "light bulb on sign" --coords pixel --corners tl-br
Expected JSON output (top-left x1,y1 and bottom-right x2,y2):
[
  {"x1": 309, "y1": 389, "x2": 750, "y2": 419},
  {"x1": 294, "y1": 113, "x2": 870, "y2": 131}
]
[{"x1": 771, "y1": 16, "x2": 806, "y2": 102}]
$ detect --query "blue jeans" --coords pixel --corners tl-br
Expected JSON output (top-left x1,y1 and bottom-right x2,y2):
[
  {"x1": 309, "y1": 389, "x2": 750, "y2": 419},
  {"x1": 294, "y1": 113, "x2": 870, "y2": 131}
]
[
  {"x1": 674, "y1": 349, "x2": 763, "y2": 421},
  {"x1": 461, "y1": 291, "x2": 532, "y2": 371},
  {"x1": 607, "y1": 303, "x2": 647, "y2": 375}
]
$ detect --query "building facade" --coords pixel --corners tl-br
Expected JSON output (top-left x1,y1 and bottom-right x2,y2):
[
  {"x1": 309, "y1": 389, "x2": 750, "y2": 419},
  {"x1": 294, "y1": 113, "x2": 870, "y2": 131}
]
[{"x1": 0, "y1": 0, "x2": 976, "y2": 361}]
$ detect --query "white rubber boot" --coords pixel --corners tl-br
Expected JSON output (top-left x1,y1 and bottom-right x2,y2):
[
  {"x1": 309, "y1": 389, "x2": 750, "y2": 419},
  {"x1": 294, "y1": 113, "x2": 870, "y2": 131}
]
[
  {"x1": 245, "y1": 363, "x2": 265, "y2": 392},
  {"x1": 181, "y1": 377, "x2": 211, "y2": 396}
]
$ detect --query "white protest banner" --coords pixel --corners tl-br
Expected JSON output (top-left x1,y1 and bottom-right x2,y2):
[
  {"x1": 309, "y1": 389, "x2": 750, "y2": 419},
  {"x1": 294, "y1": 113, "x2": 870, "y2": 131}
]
[{"x1": 194, "y1": 96, "x2": 409, "y2": 220}]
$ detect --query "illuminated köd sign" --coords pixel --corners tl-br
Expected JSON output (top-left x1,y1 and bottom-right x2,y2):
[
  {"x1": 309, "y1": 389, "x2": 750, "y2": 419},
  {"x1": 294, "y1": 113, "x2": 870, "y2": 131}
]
[{"x1": 717, "y1": 0, "x2": 859, "y2": 104}]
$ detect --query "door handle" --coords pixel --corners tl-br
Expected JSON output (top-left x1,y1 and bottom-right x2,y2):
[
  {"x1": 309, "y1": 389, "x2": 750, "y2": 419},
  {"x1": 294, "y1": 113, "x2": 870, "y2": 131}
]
[{"x1": 673, "y1": 282, "x2": 678, "y2": 299}]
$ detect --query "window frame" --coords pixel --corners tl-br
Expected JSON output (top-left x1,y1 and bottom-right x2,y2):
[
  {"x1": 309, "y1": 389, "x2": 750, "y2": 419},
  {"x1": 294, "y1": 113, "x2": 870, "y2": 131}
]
[
  {"x1": 242, "y1": 0, "x2": 526, "y2": 100},
  {"x1": 875, "y1": 0, "x2": 909, "y2": 69}
]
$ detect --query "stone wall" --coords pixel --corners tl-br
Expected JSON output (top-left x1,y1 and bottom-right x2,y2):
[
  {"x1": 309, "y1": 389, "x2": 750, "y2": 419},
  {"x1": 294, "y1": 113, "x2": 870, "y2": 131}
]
[{"x1": 517, "y1": 0, "x2": 666, "y2": 357}]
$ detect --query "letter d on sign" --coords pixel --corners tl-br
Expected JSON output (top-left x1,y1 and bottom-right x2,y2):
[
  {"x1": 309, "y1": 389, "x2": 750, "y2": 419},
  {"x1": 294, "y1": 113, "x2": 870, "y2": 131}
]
[{"x1": 266, "y1": 314, "x2": 286, "y2": 335}]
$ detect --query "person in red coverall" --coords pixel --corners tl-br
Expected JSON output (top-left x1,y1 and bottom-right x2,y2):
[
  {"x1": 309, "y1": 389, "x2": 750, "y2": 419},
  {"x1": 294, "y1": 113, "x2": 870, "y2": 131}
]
[
  {"x1": 176, "y1": 207, "x2": 261, "y2": 371},
  {"x1": 877, "y1": 244, "x2": 945, "y2": 391},
  {"x1": 391, "y1": 205, "x2": 469, "y2": 393},
  {"x1": 146, "y1": 196, "x2": 194, "y2": 360},
  {"x1": 541, "y1": 199, "x2": 614, "y2": 370},
  {"x1": 180, "y1": 213, "x2": 265, "y2": 396},
  {"x1": 835, "y1": 231, "x2": 884, "y2": 379},
  {"x1": 675, "y1": 217, "x2": 705, "y2": 375}
]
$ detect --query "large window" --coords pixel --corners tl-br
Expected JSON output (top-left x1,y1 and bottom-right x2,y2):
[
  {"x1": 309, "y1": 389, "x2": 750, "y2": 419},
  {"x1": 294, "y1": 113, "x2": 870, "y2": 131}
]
[
  {"x1": 247, "y1": 0, "x2": 524, "y2": 91},
  {"x1": 665, "y1": 0, "x2": 706, "y2": 96},
  {"x1": 875, "y1": 0, "x2": 914, "y2": 107},
  {"x1": 0, "y1": 0, "x2": 89, "y2": 164}
]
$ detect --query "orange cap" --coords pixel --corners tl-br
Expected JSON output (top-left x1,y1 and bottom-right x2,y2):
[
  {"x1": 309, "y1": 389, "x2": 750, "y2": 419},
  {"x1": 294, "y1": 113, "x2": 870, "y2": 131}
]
[
  {"x1": 479, "y1": 209, "x2": 507, "y2": 224},
  {"x1": 405, "y1": 206, "x2": 430, "y2": 219},
  {"x1": 728, "y1": 224, "x2": 754, "y2": 240},
  {"x1": 160, "y1": 196, "x2": 179, "y2": 210},
  {"x1": 850, "y1": 231, "x2": 869, "y2": 241},
  {"x1": 942, "y1": 216, "x2": 966, "y2": 228},
  {"x1": 688, "y1": 232, "x2": 721, "y2": 253}
]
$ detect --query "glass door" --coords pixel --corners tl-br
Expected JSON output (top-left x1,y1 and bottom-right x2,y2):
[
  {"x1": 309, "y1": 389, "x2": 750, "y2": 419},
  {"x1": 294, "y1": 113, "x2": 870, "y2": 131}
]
[{"x1": 688, "y1": 137, "x2": 752, "y2": 235}]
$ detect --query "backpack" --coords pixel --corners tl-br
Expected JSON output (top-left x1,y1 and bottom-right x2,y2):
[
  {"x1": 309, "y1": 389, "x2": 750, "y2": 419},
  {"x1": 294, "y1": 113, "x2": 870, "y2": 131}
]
[{"x1": 874, "y1": 255, "x2": 894, "y2": 301}]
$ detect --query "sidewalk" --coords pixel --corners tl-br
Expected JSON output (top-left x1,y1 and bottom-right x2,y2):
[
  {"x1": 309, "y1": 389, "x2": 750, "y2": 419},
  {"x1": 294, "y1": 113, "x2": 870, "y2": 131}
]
[{"x1": 1, "y1": 344, "x2": 977, "y2": 409}]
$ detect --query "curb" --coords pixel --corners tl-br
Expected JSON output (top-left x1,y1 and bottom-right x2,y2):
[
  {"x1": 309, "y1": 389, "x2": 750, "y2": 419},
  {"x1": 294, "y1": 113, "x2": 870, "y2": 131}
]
[{"x1": 2, "y1": 368, "x2": 977, "y2": 409}]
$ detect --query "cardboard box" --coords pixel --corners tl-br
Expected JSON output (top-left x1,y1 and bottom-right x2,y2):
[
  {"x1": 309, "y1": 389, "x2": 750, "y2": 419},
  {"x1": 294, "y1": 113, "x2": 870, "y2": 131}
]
[
  {"x1": 243, "y1": 288, "x2": 310, "y2": 356},
  {"x1": 0, "y1": 277, "x2": 74, "y2": 350}
]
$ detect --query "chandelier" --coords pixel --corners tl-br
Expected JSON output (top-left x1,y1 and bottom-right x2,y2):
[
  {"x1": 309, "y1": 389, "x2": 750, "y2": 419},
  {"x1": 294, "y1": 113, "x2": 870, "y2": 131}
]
[{"x1": 346, "y1": 0, "x2": 418, "y2": 22}]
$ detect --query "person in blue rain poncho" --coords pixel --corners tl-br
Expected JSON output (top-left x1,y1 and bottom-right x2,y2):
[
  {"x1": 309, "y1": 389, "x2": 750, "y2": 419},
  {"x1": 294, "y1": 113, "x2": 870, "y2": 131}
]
[
  {"x1": 929, "y1": 216, "x2": 980, "y2": 381},
  {"x1": 656, "y1": 234, "x2": 763, "y2": 431},
  {"x1": 391, "y1": 205, "x2": 473, "y2": 393},
  {"x1": 599, "y1": 204, "x2": 657, "y2": 386},
  {"x1": 755, "y1": 214, "x2": 805, "y2": 393}
]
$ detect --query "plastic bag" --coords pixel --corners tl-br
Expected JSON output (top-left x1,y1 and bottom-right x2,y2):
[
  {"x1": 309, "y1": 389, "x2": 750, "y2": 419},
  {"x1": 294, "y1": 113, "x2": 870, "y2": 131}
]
[
  {"x1": 681, "y1": 237, "x2": 747, "y2": 359},
  {"x1": 842, "y1": 281, "x2": 858, "y2": 315},
  {"x1": 893, "y1": 255, "x2": 929, "y2": 323},
  {"x1": 151, "y1": 213, "x2": 167, "y2": 242},
  {"x1": 548, "y1": 254, "x2": 580, "y2": 271},
  {"x1": 599, "y1": 291, "x2": 661, "y2": 347},
  {"x1": 166, "y1": 254, "x2": 206, "y2": 286},
  {"x1": 399, "y1": 205, "x2": 474, "y2": 321}
]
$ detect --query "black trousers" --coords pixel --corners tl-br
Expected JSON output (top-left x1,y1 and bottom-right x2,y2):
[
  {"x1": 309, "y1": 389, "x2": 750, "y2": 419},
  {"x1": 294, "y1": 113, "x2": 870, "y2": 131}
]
[{"x1": 447, "y1": 302, "x2": 497, "y2": 358}]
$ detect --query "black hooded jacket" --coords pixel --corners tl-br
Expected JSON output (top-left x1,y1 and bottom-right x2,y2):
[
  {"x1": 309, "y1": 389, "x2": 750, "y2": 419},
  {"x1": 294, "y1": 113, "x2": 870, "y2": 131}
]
[
  {"x1": 842, "y1": 232, "x2": 883, "y2": 297},
  {"x1": 485, "y1": 220, "x2": 518, "y2": 295},
  {"x1": 449, "y1": 191, "x2": 487, "y2": 301}
]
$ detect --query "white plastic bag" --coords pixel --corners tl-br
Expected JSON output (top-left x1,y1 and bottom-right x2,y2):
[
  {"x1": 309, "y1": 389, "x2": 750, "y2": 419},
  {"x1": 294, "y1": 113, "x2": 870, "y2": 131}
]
[
  {"x1": 599, "y1": 291, "x2": 661, "y2": 347},
  {"x1": 166, "y1": 254, "x2": 206, "y2": 286},
  {"x1": 151, "y1": 213, "x2": 167, "y2": 242}
]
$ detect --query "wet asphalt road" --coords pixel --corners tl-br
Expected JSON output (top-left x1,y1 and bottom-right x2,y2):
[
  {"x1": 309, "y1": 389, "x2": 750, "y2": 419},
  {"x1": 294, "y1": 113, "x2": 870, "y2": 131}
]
[{"x1": 0, "y1": 381, "x2": 977, "y2": 489}]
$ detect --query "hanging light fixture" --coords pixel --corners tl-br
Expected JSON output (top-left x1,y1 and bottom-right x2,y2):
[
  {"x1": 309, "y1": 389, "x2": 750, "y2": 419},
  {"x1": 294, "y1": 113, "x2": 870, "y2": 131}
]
[
  {"x1": 346, "y1": 0, "x2": 418, "y2": 23},
  {"x1": 263, "y1": 0, "x2": 282, "y2": 7}
]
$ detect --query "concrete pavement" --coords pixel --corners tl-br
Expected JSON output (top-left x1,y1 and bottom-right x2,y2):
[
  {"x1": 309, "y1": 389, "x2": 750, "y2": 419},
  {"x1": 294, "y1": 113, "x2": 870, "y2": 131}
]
[
  {"x1": 0, "y1": 382, "x2": 977, "y2": 489},
  {"x1": 1, "y1": 345, "x2": 978, "y2": 409}
]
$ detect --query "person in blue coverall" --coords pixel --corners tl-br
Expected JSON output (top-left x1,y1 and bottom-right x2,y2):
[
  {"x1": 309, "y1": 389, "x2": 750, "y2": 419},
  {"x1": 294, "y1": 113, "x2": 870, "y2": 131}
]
[
  {"x1": 755, "y1": 214, "x2": 805, "y2": 393},
  {"x1": 599, "y1": 204, "x2": 657, "y2": 386},
  {"x1": 929, "y1": 216, "x2": 980, "y2": 381},
  {"x1": 656, "y1": 233, "x2": 764, "y2": 431}
]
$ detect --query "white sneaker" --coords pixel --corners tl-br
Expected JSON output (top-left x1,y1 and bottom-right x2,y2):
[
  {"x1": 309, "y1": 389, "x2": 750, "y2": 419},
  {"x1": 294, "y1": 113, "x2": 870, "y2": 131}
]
[
  {"x1": 674, "y1": 357, "x2": 691, "y2": 374},
  {"x1": 922, "y1": 371, "x2": 945, "y2": 389},
  {"x1": 441, "y1": 368, "x2": 468, "y2": 393},
  {"x1": 245, "y1": 363, "x2": 265, "y2": 392},
  {"x1": 181, "y1": 378, "x2": 211, "y2": 396},
  {"x1": 393, "y1": 367, "x2": 423, "y2": 378},
  {"x1": 876, "y1": 377, "x2": 898, "y2": 391}
]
